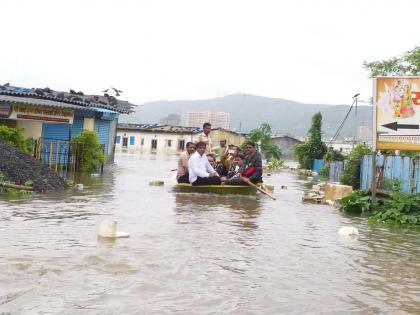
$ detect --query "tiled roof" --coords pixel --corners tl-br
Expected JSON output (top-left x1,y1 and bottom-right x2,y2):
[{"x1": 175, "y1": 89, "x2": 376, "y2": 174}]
[
  {"x1": 0, "y1": 95, "x2": 95, "y2": 111},
  {"x1": 0, "y1": 84, "x2": 137, "y2": 114}
]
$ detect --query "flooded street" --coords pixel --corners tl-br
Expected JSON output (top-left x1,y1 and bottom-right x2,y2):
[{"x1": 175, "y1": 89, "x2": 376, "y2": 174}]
[{"x1": 1, "y1": 152, "x2": 419, "y2": 314}]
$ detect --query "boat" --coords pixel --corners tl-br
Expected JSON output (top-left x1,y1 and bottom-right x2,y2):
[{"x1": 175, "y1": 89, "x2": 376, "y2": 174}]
[{"x1": 174, "y1": 183, "x2": 257, "y2": 195}]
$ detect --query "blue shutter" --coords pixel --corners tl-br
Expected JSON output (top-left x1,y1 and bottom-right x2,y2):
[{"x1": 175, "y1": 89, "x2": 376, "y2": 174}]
[
  {"x1": 42, "y1": 123, "x2": 70, "y2": 140},
  {"x1": 41, "y1": 123, "x2": 70, "y2": 166},
  {"x1": 71, "y1": 116, "x2": 84, "y2": 139},
  {"x1": 116, "y1": 135, "x2": 121, "y2": 144},
  {"x1": 129, "y1": 136, "x2": 135, "y2": 145},
  {"x1": 94, "y1": 119, "x2": 110, "y2": 156}
]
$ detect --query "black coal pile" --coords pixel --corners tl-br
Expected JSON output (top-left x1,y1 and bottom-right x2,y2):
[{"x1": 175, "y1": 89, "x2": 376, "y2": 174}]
[{"x1": 0, "y1": 140, "x2": 67, "y2": 192}]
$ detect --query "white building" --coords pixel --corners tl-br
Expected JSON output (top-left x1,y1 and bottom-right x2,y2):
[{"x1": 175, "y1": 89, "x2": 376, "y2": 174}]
[
  {"x1": 116, "y1": 123, "x2": 200, "y2": 154},
  {"x1": 186, "y1": 111, "x2": 230, "y2": 129}
]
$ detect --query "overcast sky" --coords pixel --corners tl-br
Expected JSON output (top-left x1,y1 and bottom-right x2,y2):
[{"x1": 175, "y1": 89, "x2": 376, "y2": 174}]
[{"x1": 1, "y1": 0, "x2": 418, "y2": 106}]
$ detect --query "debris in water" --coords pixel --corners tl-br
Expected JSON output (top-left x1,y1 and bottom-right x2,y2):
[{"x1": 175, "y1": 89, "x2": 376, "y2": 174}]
[{"x1": 97, "y1": 219, "x2": 130, "y2": 239}]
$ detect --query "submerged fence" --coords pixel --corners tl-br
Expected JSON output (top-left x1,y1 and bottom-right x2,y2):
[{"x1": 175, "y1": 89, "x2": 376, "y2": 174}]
[
  {"x1": 34, "y1": 138, "x2": 104, "y2": 179},
  {"x1": 360, "y1": 155, "x2": 420, "y2": 193}
]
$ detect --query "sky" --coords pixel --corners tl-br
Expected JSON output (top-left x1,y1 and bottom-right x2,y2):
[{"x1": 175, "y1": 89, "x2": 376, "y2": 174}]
[{"x1": 1, "y1": 0, "x2": 419, "y2": 107}]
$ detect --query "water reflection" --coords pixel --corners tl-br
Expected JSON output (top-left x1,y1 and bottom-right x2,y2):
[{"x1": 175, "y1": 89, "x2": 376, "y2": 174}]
[{"x1": 174, "y1": 192, "x2": 262, "y2": 231}]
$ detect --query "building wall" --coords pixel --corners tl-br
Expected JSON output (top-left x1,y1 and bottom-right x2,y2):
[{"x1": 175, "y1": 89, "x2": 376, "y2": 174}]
[
  {"x1": 116, "y1": 129, "x2": 196, "y2": 154},
  {"x1": 210, "y1": 129, "x2": 244, "y2": 148},
  {"x1": 271, "y1": 136, "x2": 302, "y2": 160},
  {"x1": 83, "y1": 117, "x2": 95, "y2": 131},
  {"x1": 16, "y1": 120, "x2": 43, "y2": 139}
]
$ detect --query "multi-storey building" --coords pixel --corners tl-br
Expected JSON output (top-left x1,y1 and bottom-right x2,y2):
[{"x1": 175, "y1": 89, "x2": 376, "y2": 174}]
[{"x1": 186, "y1": 111, "x2": 230, "y2": 129}]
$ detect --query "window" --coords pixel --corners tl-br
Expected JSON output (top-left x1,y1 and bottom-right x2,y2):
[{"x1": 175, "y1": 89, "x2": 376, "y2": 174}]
[
  {"x1": 178, "y1": 140, "x2": 185, "y2": 150},
  {"x1": 116, "y1": 135, "x2": 121, "y2": 144},
  {"x1": 129, "y1": 136, "x2": 135, "y2": 145},
  {"x1": 141, "y1": 138, "x2": 144, "y2": 145},
  {"x1": 167, "y1": 139, "x2": 172, "y2": 147},
  {"x1": 122, "y1": 137, "x2": 128, "y2": 147},
  {"x1": 151, "y1": 139, "x2": 157, "y2": 149}
]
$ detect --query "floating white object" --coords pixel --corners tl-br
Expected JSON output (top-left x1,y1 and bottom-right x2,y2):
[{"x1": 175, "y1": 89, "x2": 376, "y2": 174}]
[
  {"x1": 338, "y1": 226, "x2": 359, "y2": 236},
  {"x1": 75, "y1": 183, "x2": 84, "y2": 191},
  {"x1": 91, "y1": 173, "x2": 100, "y2": 177},
  {"x1": 97, "y1": 219, "x2": 130, "y2": 239}
]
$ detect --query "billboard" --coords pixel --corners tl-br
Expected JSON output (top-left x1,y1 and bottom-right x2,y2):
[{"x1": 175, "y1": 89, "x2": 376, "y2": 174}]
[{"x1": 374, "y1": 77, "x2": 420, "y2": 151}]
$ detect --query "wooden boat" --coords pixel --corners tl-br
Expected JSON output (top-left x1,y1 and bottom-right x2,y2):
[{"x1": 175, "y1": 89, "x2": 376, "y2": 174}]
[{"x1": 174, "y1": 183, "x2": 257, "y2": 195}]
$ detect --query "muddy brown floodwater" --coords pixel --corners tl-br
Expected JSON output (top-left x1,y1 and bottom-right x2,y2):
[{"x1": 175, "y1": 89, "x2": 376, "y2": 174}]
[{"x1": 0, "y1": 152, "x2": 419, "y2": 314}]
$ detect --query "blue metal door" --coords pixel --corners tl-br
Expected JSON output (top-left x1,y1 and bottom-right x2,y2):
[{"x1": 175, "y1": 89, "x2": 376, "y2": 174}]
[
  {"x1": 41, "y1": 123, "x2": 70, "y2": 166},
  {"x1": 94, "y1": 119, "x2": 110, "y2": 156},
  {"x1": 71, "y1": 116, "x2": 84, "y2": 139}
]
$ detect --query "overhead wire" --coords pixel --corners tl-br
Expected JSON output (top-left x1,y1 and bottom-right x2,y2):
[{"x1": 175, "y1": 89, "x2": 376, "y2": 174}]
[{"x1": 328, "y1": 98, "x2": 356, "y2": 146}]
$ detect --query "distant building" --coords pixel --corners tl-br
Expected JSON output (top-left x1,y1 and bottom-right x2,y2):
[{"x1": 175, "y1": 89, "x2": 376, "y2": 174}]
[
  {"x1": 116, "y1": 123, "x2": 200, "y2": 153},
  {"x1": 187, "y1": 111, "x2": 230, "y2": 129},
  {"x1": 271, "y1": 135, "x2": 303, "y2": 160},
  {"x1": 159, "y1": 113, "x2": 181, "y2": 126}
]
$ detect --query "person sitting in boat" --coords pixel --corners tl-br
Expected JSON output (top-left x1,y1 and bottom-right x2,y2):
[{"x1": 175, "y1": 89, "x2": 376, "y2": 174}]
[
  {"x1": 188, "y1": 141, "x2": 221, "y2": 185},
  {"x1": 176, "y1": 142, "x2": 196, "y2": 183},
  {"x1": 207, "y1": 153, "x2": 228, "y2": 176},
  {"x1": 195, "y1": 122, "x2": 212, "y2": 154},
  {"x1": 243, "y1": 141, "x2": 263, "y2": 183},
  {"x1": 222, "y1": 153, "x2": 246, "y2": 184}
]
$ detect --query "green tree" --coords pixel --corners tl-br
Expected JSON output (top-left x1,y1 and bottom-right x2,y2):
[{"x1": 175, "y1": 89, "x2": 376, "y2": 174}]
[
  {"x1": 70, "y1": 130, "x2": 105, "y2": 173},
  {"x1": 294, "y1": 112, "x2": 327, "y2": 169},
  {"x1": 243, "y1": 123, "x2": 282, "y2": 160},
  {"x1": 0, "y1": 125, "x2": 33, "y2": 154},
  {"x1": 340, "y1": 143, "x2": 371, "y2": 189},
  {"x1": 363, "y1": 46, "x2": 420, "y2": 77}
]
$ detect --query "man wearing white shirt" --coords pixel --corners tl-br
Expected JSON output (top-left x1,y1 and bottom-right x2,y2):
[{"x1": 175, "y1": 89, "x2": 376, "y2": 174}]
[{"x1": 188, "y1": 141, "x2": 221, "y2": 185}]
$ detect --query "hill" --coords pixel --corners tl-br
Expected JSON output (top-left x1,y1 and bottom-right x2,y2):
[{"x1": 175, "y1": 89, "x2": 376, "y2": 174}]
[{"x1": 119, "y1": 94, "x2": 371, "y2": 138}]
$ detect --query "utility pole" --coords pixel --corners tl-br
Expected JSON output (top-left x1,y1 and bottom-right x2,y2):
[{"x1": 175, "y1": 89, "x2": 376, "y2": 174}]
[{"x1": 353, "y1": 93, "x2": 360, "y2": 148}]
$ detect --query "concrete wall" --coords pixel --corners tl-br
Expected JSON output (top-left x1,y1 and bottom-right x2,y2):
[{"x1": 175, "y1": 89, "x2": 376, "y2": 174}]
[
  {"x1": 83, "y1": 117, "x2": 95, "y2": 131},
  {"x1": 210, "y1": 129, "x2": 244, "y2": 148},
  {"x1": 271, "y1": 136, "x2": 302, "y2": 160},
  {"x1": 16, "y1": 120, "x2": 43, "y2": 139}
]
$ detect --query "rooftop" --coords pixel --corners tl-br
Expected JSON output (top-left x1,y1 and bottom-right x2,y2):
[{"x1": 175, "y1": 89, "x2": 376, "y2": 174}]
[
  {"x1": 0, "y1": 84, "x2": 137, "y2": 114},
  {"x1": 117, "y1": 123, "x2": 201, "y2": 134}
]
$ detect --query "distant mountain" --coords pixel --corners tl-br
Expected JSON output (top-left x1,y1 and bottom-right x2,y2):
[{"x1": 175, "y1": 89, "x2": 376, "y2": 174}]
[{"x1": 119, "y1": 94, "x2": 372, "y2": 139}]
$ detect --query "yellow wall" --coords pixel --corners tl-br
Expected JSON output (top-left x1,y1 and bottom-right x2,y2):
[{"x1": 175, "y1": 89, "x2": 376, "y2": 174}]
[
  {"x1": 84, "y1": 117, "x2": 95, "y2": 131},
  {"x1": 16, "y1": 120, "x2": 43, "y2": 139},
  {"x1": 211, "y1": 129, "x2": 244, "y2": 148}
]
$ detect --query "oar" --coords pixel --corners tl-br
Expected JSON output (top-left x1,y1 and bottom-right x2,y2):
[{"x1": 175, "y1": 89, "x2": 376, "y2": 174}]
[{"x1": 241, "y1": 177, "x2": 276, "y2": 200}]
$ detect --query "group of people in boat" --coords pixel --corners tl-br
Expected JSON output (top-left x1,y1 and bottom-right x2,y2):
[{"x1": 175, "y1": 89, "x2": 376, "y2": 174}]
[{"x1": 176, "y1": 122, "x2": 263, "y2": 186}]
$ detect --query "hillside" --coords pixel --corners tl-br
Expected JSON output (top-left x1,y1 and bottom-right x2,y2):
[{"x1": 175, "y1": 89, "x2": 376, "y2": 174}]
[{"x1": 119, "y1": 94, "x2": 371, "y2": 138}]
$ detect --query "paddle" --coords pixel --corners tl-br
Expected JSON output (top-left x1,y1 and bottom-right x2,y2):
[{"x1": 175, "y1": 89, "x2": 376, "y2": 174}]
[{"x1": 241, "y1": 177, "x2": 276, "y2": 200}]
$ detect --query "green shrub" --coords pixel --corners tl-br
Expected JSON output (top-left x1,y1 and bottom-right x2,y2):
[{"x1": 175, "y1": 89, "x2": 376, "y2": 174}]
[
  {"x1": 0, "y1": 125, "x2": 29, "y2": 153},
  {"x1": 338, "y1": 190, "x2": 373, "y2": 214},
  {"x1": 70, "y1": 130, "x2": 105, "y2": 173},
  {"x1": 340, "y1": 143, "x2": 371, "y2": 189},
  {"x1": 370, "y1": 192, "x2": 420, "y2": 225},
  {"x1": 264, "y1": 159, "x2": 285, "y2": 171}
]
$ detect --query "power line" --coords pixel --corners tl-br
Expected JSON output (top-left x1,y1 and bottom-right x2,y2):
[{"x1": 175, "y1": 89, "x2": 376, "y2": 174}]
[{"x1": 328, "y1": 98, "x2": 356, "y2": 146}]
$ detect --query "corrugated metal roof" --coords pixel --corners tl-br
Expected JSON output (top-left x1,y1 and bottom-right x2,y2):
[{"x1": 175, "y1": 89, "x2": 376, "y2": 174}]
[
  {"x1": 0, "y1": 95, "x2": 95, "y2": 111},
  {"x1": 92, "y1": 107, "x2": 118, "y2": 114}
]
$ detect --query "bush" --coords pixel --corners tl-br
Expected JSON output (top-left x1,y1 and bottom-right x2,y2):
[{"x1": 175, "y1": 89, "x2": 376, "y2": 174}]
[
  {"x1": 0, "y1": 125, "x2": 33, "y2": 153},
  {"x1": 340, "y1": 143, "x2": 371, "y2": 189},
  {"x1": 70, "y1": 130, "x2": 105, "y2": 173},
  {"x1": 338, "y1": 190, "x2": 373, "y2": 214},
  {"x1": 370, "y1": 192, "x2": 420, "y2": 225}
]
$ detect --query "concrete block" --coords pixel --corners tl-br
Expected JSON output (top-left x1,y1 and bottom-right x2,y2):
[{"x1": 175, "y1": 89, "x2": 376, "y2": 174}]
[{"x1": 324, "y1": 183, "x2": 353, "y2": 202}]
